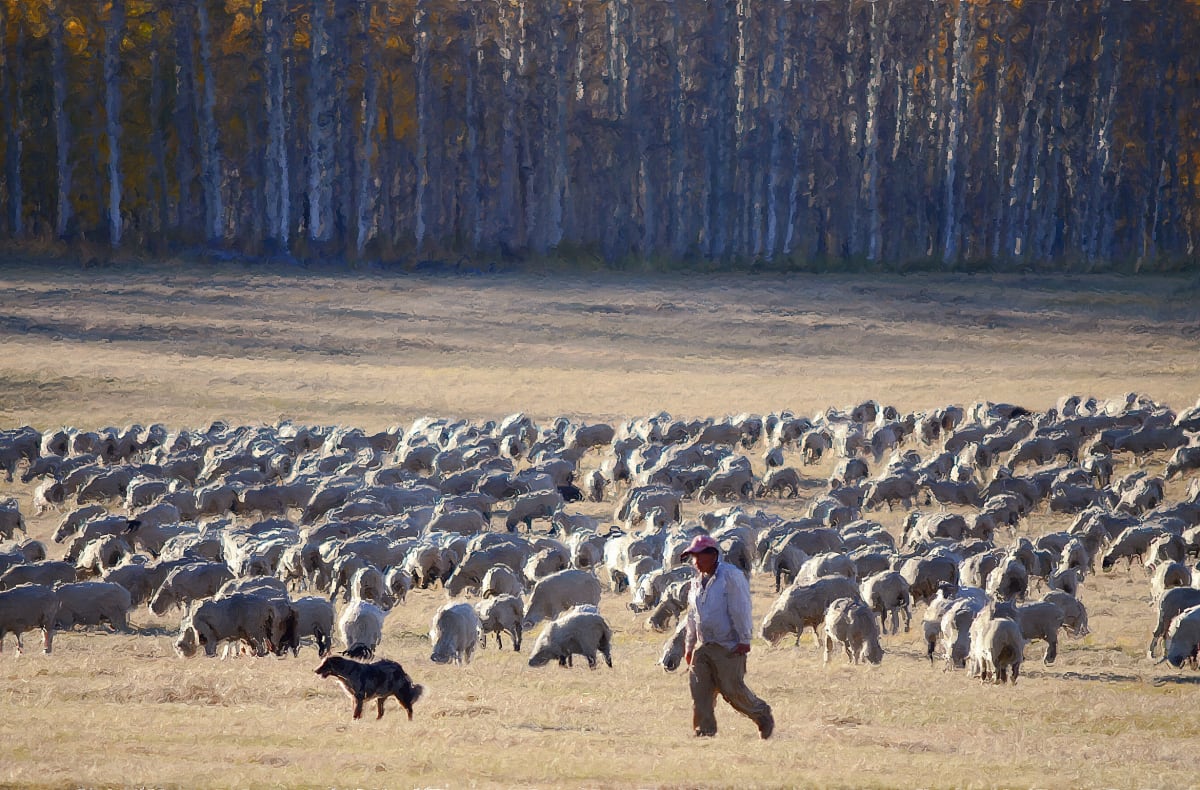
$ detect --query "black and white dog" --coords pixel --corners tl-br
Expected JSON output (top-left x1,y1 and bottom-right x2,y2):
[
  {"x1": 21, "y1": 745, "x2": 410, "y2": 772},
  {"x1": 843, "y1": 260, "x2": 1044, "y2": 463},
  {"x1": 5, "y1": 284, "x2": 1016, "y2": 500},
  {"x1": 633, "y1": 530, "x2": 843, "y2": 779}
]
[{"x1": 314, "y1": 655, "x2": 423, "y2": 720}]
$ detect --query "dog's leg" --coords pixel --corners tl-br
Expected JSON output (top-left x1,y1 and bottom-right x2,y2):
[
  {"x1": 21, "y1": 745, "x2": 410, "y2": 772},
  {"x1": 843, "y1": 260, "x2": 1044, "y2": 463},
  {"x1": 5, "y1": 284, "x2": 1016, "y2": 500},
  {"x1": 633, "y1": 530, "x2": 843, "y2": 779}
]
[
  {"x1": 353, "y1": 696, "x2": 365, "y2": 719},
  {"x1": 376, "y1": 697, "x2": 386, "y2": 719}
]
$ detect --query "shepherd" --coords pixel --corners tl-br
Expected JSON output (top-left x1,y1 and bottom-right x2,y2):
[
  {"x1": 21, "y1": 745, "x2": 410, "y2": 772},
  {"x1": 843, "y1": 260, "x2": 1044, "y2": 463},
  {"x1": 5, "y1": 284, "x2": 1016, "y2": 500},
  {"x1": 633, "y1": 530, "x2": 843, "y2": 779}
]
[{"x1": 682, "y1": 534, "x2": 774, "y2": 739}]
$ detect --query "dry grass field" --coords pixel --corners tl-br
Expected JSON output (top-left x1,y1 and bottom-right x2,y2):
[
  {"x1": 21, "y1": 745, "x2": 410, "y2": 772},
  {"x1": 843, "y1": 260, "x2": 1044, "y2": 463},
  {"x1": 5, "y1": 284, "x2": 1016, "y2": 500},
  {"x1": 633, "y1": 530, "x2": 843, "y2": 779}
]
[{"x1": 1, "y1": 261, "x2": 1199, "y2": 789}]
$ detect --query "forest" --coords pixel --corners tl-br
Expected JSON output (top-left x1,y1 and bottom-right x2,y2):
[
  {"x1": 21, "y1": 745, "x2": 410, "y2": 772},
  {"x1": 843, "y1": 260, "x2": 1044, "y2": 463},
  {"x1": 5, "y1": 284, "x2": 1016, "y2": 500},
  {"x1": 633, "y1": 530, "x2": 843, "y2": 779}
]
[{"x1": 0, "y1": 0, "x2": 1197, "y2": 271}]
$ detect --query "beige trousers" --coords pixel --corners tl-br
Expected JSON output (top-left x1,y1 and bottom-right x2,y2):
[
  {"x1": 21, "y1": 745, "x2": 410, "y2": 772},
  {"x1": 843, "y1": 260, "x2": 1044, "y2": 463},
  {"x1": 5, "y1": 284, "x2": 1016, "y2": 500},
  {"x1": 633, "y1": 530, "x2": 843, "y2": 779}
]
[{"x1": 689, "y1": 643, "x2": 772, "y2": 736}]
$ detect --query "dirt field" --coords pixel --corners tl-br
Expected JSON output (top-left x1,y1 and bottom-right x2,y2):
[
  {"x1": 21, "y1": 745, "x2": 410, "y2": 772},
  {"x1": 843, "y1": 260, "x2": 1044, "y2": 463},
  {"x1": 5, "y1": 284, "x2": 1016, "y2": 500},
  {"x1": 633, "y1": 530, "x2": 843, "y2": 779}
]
[{"x1": 1, "y1": 262, "x2": 1199, "y2": 789}]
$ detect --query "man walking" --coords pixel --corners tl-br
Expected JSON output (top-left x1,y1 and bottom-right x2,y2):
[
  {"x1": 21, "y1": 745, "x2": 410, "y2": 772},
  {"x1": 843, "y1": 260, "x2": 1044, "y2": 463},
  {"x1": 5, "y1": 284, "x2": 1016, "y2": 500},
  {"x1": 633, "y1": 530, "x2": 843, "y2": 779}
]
[{"x1": 682, "y1": 534, "x2": 774, "y2": 739}]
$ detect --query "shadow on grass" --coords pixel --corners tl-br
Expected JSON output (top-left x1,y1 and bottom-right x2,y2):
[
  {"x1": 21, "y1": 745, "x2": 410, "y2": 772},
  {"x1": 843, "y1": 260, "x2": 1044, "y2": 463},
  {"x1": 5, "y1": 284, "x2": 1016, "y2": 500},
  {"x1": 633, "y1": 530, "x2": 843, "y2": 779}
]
[{"x1": 1150, "y1": 674, "x2": 1200, "y2": 687}]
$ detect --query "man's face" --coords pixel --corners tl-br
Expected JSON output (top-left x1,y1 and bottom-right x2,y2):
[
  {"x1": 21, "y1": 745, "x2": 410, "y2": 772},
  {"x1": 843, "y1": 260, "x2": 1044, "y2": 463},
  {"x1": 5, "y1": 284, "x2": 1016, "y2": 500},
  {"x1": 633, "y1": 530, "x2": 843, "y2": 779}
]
[{"x1": 691, "y1": 548, "x2": 719, "y2": 575}]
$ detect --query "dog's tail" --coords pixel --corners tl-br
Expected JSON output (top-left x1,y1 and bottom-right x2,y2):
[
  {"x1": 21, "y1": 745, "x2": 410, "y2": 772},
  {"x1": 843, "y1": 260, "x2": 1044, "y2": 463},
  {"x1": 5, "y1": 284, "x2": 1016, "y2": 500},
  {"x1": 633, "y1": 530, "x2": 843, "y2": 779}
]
[{"x1": 403, "y1": 684, "x2": 424, "y2": 720}]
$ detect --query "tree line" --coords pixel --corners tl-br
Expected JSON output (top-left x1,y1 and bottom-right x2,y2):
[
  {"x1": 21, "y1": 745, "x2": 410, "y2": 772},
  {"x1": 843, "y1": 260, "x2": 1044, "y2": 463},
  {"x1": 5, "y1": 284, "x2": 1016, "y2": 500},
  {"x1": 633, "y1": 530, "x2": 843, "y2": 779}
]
[{"x1": 0, "y1": 0, "x2": 1197, "y2": 270}]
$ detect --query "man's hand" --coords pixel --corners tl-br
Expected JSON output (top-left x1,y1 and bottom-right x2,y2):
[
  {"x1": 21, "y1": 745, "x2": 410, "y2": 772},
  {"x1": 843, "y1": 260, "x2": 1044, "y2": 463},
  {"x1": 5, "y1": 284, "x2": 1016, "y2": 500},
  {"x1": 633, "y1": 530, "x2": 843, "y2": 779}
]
[
  {"x1": 684, "y1": 649, "x2": 693, "y2": 666},
  {"x1": 733, "y1": 643, "x2": 751, "y2": 656}
]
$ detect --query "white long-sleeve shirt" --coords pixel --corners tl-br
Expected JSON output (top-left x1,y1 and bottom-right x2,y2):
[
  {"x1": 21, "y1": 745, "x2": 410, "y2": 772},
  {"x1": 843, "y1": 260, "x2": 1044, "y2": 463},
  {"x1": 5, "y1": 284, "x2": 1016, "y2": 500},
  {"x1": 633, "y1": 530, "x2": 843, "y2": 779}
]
[{"x1": 684, "y1": 561, "x2": 754, "y2": 653}]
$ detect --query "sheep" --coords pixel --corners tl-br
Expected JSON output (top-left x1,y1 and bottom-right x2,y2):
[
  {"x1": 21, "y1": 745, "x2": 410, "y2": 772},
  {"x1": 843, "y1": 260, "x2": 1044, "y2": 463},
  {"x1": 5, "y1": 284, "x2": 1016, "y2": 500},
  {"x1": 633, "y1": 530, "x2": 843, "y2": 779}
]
[
  {"x1": 53, "y1": 581, "x2": 133, "y2": 632},
  {"x1": 0, "y1": 560, "x2": 77, "y2": 590},
  {"x1": 993, "y1": 599, "x2": 1065, "y2": 665},
  {"x1": 286, "y1": 596, "x2": 336, "y2": 657},
  {"x1": 859, "y1": 570, "x2": 912, "y2": 635},
  {"x1": 524, "y1": 546, "x2": 570, "y2": 585},
  {"x1": 1039, "y1": 590, "x2": 1090, "y2": 637},
  {"x1": 1150, "y1": 561, "x2": 1192, "y2": 604},
  {"x1": 505, "y1": 490, "x2": 565, "y2": 532},
  {"x1": 1161, "y1": 604, "x2": 1200, "y2": 669},
  {"x1": 480, "y1": 564, "x2": 526, "y2": 598},
  {"x1": 1044, "y1": 566, "x2": 1083, "y2": 598},
  {"x1": 629, "y1": 565, "x2": 694, "y2": 613},
  {"x1": 939, "y1": 597, "x2": 986, "y2": 669},
  {"x1": 523, "y1": 568, "x2": 603, "y2": 629},
  {"x1": 339, "y1": 599, "x2": 387, "y2": 659},
  {"x1": 444, "y1": 542, "x2": 531, "y2": 597},
  {"x1": 383, "y1": 565, "x2": 413, "y2": 605},
  {"x1": 1101, "y1": 526, "x2": 1163, "y2": 572},
  {"x1": 0, "y1": 497, "x2": 25, "y2": 540},
  {"x1": 796, "y1": 552, "x2": 857, "y2": 585},
  {"x1": 756, "y1": 467, "x2": 802, "y2": 498},
  {"x1": 148, "y1": 562, "x2": 236, "y2": 616},
  {"x1": 74, "y1": 535, "x2": 134, "y2": 579},
  {"x1": 1148, "y1": 586, "x2": 1200, "y2": 659},
  {"x1": 646, "y1": 583, "x2": 689, "y2": 632},
  {"x1": 760, "y1": 575, "x2": 862, "y2": 647},
  {"x1": 475, "y1": 594, "x2": 524, "y2": 651},
  {"x1": 822, "y1": 596, "x2": 884, "y2": 665},
  {"x1": 658, "y1": 619, "x2": 689, "y2": 671},
  {"x1": 1165, "y1": 445, "x2": 1200, "y2": 481},
  {"x1": 348, "y1": 566, "x2": 393, "y2": 611},
  {"x1": 429, "y1": 601, "x2": 481, "y2": 665},
  {"x1": 985, "y1": 555, "x2": 1029, "y2": 602},
  {"x1": 0, "y1": 583, "x2": 60, "y2": 654},
  {"x1": 174, "y1": 592, "x2": 292, "y2": 658},
  {"x1": 527, "y1": 606, "x2": 613, "y2": 669},
  {"x1": 899, "y1": 553, "x2": 961, "y2": 606},
  {"x1": 968, "y1": 611, "x2": 1025, "y2": 684}
]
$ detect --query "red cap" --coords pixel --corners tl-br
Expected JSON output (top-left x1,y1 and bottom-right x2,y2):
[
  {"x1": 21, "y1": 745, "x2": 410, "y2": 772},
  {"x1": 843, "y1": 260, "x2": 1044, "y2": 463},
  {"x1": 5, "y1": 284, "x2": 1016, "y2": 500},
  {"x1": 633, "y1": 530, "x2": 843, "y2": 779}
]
[{"x1": 680, "y1": 534, "x2": 720, "y2": 561}]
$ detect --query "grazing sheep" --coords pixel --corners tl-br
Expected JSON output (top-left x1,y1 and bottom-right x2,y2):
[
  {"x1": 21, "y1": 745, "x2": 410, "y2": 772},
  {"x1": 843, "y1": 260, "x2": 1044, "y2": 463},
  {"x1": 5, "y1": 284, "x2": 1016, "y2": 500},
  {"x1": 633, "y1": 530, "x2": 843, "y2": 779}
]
[
  {"x1": 480, "y1": 564, "x2": 526, "y2": 599},
  {"x1": 1044, "y1": 566, "x2": 1082, "y2": 598},
  {"x1": 0, "y1": 560, "x2": 77, "y2": 591},
  {"x1": 1148, "y1": 586, "x2": 1200, "y2": 659},
  {"x1": 475, "y1": 594, "x2": 525, "y2": 651},
  {"x1": 993, "y1": 599, "x2": 1066, "y2": 665},
  {"x1": 939, "y1": 597, "x2": 986, "y2": 669},
  {"x1": 658, "y1": 619, "x2": 689, "y2": 671},
  {"x1": 287, "y1": 596, "x2": 336, "y2": 657},
  {"x1": 505, "y1": 490, "x2": 565, "y2": 532},
  {"x1": 527, "y1": 606, "x2": 613, "y2": 669},
  {"x1": 0, "y1": 583, "x2": 60, "y2": 654},
  {"x1": 383, "y1": 566, "x2": 413, "y2": 605},
  {"x1": 757, "y1": 467, "x2": 802, "y2": 498},
  {"x1": 796, "y1": 552, "x2": 857, "y2": 585},
  {"x1": 522, "y1": 568, "x2": 603, "y2": 629},
  {"x1": 985, "y1": 555, "x2": 1029, "y2": 602},
  {"x1": 968, "y1": 612, "x2": 1025, "y2": 684},
  {"x1": 174, "y1": 593, "x2": 292, "y2": 658},
  {"x1": 0, "y1": 497, "x2": 25, "y2": 540},
  {"x1": 444, "y1": 542, "x2": 531, "y2": 597},
  {"x1": 53, "y1": 581, "x2": 133, "y2": 632},
  {"x1": 1039, "y1": 590, "x2": 1090, "y2": 637},
  {"x1": 822, "y1": 597, "x2": 884, "y2": 665},
  {"x1": 860, "y1": 570, "x2": 912, "y2": 635},
  {"x1": 1150, "y1": 561, "x2": 1192, "y2": 604},
  {"x1": 149, "y1": 562, "x2": 236, "y2": 616},
  {"x1": 900, "y1": 553, "x2": 961, "y2": 606},
  {"x1": 348, "y1": 566, "x2": 393, "y2": 611},
  {"x1": 760, "y1": 575, "x2": 862, "y2": 647},
  {"x1": 339, "y1": 599, "x2": 388, "y2": 660},
  {"x1": 1161, "y1": 604, "x2": 1200, "y2": 669},
  {"x1": 429, "y1": 602, "x2": 481, "y2": 665}
]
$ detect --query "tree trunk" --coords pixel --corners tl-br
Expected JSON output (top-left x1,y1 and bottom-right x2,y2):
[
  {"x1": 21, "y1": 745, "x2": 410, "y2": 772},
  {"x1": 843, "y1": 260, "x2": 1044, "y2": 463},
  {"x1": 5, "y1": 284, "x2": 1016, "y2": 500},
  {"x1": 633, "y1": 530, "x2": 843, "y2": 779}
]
[
  {"x1": 353, "y1": 0, "x2": 377, "y2": 257},
  {"x1": 3, "y1": 11, "x2": 23, "y2": 237},
  {"x1": 307, "y1": 0, "x2": 335, "y2": 246},
  {"x1": 863, "y1": 0, "x2": 888, "y2": 263},
  {"x1": 263, "y1": 0, "x2": 290, "y2": 251},
  {"x1": 49, "y1": 0, "x2": 72, "y2": 240},
  {"x1": 195, "y1": 0, "x2": 223, "y2": 244},
  {"x1": 104, "y1": 0, "x2": 125, "y2": 247},
  {"x1": 413, "y1": 0, "x2": 430, "y2": 250},
  {"x1": 940, "y1": 0, "x2": 970, "y2": 265}
]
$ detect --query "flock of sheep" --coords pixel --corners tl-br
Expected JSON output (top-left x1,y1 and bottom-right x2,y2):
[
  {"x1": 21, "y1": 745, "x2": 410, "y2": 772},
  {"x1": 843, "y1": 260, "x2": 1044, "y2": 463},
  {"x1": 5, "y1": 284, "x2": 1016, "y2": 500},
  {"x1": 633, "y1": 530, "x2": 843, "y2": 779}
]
[{"x1": 1, "y1": 391, "x2": 1199, "y2": 695}]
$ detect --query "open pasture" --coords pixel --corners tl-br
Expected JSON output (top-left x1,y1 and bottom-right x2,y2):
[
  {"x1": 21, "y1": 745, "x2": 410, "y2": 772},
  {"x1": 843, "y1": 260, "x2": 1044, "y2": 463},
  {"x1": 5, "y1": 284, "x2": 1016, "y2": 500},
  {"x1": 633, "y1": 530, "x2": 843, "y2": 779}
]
[{"x1": 1, "y1": 263, "x2": 1200, "y2": 789}]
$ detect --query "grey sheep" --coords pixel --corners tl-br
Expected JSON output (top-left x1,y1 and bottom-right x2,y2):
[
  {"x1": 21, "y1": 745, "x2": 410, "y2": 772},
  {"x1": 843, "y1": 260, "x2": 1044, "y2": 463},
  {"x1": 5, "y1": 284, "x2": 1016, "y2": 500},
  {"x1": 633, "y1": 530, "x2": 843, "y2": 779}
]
[
  {"x1": 523, "y1": 568, "x2": 602, "y2": 629},
  {"x1": 860, "y1": 570, "x2": 912, "y2": 635},
  {"x1": 53, "y1": 581, "x2": 133, "y2": 633},
  {"x1": 475, "y1": 594, "x2": 524, "y2": 651},
  {"x1": 0, "y1": 583, "x2": 60, "y2": 654},
  {"x1": 429, "y1": 601, "x2": 480, "y2": 665},
  {"x1": 760, "y1": 575, "x2": 862, "y2": 647}
]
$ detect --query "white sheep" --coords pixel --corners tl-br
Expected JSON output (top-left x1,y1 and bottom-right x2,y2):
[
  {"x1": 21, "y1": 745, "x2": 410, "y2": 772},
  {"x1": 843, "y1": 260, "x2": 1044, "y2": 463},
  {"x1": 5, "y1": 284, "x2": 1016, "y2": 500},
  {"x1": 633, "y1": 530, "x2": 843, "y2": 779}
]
[
  {"x1": 860, "y1": 570, "x2": 912, "y2": 635},
  {"x1": 429, "y1": 601, "x2": 481, "y2": 665},
  {"x1": 968, "y1": 611, "x2": 1025, "y2": 684},
  {"x1": 339, "y1": 599, "x2": 387, "y2": 659},
  {"x1": 480, "y1": 564, "x2": 526, "y2": 598},
  {"x1": 527, "y1": 606, "x2": 613, "y2": 669},
  {"x1": 523, "y1": 568, "x2": 602, "y2": 629},
  {"x1": 822, "y1": 596, "x2": 884, "y2": 665},
  {"x1": 148, "y1": 562, "x2": 236, "y2": 616},
  {"x1": 288, "y1": 596, "x2": 336, "y2": 657}
]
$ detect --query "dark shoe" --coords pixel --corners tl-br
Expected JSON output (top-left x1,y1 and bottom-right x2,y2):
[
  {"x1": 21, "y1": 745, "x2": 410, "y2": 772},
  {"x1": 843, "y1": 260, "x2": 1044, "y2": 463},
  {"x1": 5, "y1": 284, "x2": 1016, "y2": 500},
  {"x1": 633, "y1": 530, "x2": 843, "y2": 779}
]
[{"x1": 757, "y1": 712, "x2": 774, "y2": 740}]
